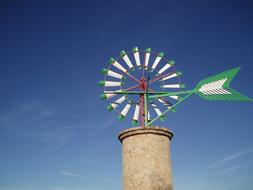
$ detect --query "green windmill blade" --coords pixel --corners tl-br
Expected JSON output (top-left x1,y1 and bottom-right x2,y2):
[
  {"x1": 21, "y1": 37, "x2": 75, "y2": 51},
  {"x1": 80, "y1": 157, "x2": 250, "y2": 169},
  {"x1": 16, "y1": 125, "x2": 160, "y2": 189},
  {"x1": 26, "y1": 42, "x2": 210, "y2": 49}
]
[{"x1": 194, "y1": 67, "x2": 252, "y2": 102}]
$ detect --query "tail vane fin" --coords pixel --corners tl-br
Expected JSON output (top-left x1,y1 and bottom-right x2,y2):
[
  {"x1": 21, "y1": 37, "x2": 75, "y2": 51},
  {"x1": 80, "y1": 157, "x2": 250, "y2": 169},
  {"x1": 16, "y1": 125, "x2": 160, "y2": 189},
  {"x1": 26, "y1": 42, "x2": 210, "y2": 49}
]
[{"x1": 195, "y1": 67, "x2": 252, "y2": 102}]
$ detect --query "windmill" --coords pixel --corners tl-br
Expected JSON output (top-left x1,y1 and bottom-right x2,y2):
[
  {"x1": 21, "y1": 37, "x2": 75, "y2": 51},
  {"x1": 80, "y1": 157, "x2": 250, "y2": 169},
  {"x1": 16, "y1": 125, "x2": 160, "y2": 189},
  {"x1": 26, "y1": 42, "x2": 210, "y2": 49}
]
[
  {"x1": 99, "y1": 47, "x2": 251, "y2": 127},
  {"x1": 99, "y1": 47, "x2": 252, "y2": 190}
]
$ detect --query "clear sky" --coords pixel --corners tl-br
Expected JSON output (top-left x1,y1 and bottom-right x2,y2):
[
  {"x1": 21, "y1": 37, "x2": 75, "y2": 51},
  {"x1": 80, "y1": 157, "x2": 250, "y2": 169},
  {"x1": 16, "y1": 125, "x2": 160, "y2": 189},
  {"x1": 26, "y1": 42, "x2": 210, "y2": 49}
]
[{"x1": 0, "y1": 0, "x2": 253, "y2": 190}]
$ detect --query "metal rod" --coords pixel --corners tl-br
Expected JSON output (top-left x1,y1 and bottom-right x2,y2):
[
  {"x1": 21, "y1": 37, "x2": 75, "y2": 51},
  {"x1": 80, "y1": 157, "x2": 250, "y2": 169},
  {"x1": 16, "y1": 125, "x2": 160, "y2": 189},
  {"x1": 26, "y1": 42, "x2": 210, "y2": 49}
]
[
  {"x1": 148, "y1": 71, "x2": 174, "y2": 84},
  {"x1": 144, "y1": 76, "x2": 150, "y2": 127},
  {"x1": 104, "y1": 90, "x2": 194, "y2": 96},
  {"x1": 140, "y1": 94, "x2": 145, "y2": 127},
  {"x1": 125, "y1": 84, "x2": 140, "y2": 92},
  {"x1": 126, "y1": 72, "x2": 141, "y2": 84},
  {"x1": 148, "y1": 90, "x2": 194, "y2": 98},
  {"x1": 139, "y1": 76, "x2": 147, "y2": 127},
  {"x1": 149, "y1": 87, "x2": 173, "y2": 107},
  {"x1": 144, "y1": 93, "x2": 148, "y2": 127},
  {"x1": 147, "y1": 92, "x2": 194, "y2": 126}
]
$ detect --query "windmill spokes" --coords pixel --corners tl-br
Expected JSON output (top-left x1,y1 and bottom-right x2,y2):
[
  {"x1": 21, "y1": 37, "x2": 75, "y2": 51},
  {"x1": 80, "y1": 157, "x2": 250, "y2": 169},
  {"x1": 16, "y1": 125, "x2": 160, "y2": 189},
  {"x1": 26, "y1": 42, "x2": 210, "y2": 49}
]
[{"x1": 102, "y1": 47, "x2": 181, "y2": 126}]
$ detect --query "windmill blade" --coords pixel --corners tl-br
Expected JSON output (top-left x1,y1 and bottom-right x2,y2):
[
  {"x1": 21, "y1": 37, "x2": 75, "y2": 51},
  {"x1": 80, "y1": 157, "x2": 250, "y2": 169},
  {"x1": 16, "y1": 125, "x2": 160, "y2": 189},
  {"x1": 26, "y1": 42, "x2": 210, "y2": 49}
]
[
  {"x1": 107, "y1": 96, "x2": 126, "y2": 111},
  {"x1": 118, "y1": 102, "x2": 132, "y2": 120},
  {"x1": 100, "y1": 89, "x2": 122, "y2": 100},
  {"x1": 144, "y1": 48, "x2": 151, "y2": 68},
  {"x1": 102, "y1": 68, "x2": 124, "y2": 79},
  {"x1": 109, "y1": 57, "x2": 127, "y2": 73},
  {"x1": 169, "y1": 96, "x2": 180, "y2": 100},
  {"x1": 194, "y1": 67, "x2": 252, "y2": 101},
  {"x1": 148, "y1": 86, "x2": 179, "y2": 108},
  {"x1": 151, "y1": 52, "x2": 164, "y2": 70},
  {"x1": 161, "y1": 71, "x2": 182, "y2": 81},
  {"x1": 99, "y1": 80, "x2": 123, "y2": 87},
  {"x1": 158, "y1": 98, "x2": 176, "y2": 112},
  {"x1": 158, "y1": 98, "x2": 172, "y2": 106},
  {"x1": 132, "y1": 47, "x2": 141, "y2": 67},
  {"x1": 158, "y1": 60, "x2": 175, "y2": 75},
  {"x1": 161, "y1": 84, "x2": 185, "y2": 88},
  {"x1": 147, "y1": 111, "x2": 151, "y2": 122},
  {"x1": 151, "y1": 103, "x2": 165, "y2": 121},
  {"x1": 132, "y1": 104, "x2": 140, "y2": 126},
  {"x1": 120, "y1": 50, "x2": 134, "y2": 70}
]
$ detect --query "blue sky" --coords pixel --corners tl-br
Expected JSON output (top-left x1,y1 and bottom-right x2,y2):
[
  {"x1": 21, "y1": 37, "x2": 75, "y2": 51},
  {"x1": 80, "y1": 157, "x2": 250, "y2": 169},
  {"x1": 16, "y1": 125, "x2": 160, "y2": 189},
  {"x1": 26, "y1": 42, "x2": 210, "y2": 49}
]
[{"x1": 0, "y1": 0, "x2": 253, "y2": 190}]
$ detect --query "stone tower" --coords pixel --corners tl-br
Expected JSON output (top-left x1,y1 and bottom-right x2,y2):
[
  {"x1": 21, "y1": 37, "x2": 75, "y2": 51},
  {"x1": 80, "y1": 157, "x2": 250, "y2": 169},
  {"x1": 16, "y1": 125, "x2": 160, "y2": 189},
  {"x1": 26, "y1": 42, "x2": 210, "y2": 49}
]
[{"x1": 118, "y1": 126, "x2": 174, "y2": 190}]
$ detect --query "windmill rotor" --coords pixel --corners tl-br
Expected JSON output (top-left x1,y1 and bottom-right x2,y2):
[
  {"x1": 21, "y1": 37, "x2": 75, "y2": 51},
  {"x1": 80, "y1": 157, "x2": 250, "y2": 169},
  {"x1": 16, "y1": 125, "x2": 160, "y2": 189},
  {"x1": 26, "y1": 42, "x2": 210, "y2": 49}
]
[{"x1": 99, "y1": 47, "x2": 184, "y2": 126}]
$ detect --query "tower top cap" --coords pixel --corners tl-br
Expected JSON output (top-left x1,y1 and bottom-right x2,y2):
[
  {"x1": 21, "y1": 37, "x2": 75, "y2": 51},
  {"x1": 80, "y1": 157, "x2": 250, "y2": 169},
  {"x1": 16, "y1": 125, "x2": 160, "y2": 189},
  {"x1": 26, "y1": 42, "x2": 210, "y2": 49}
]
[{"x1": 118, "y1": 126, "x2": 173, "y2": 143}]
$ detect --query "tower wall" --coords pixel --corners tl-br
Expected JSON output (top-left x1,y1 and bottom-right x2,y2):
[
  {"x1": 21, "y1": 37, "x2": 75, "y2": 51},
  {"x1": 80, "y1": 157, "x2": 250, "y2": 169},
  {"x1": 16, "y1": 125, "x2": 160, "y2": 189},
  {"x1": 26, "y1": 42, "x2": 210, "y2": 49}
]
[{"x1": 118, "y1": 126, "x2": 174, "y2": 190}]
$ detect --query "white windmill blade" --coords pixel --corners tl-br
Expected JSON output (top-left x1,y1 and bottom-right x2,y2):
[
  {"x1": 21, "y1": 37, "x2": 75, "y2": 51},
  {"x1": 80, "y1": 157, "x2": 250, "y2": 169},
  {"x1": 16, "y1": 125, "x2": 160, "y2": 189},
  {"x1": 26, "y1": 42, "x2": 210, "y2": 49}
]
[
  {"x1": 102, "y1": 68, "x2": 124, "y2": 79},
  {"x1": 151, "y1": 52, "x2": 164, "y2": 70},
  {"x1": 119, "y1": 103, "x2": 132, "y2": 120},
  {"x1": 107, "y1": 95, "x2": 126, "y2": 112},
  {"x1": 120, "y1": 50, "x2": 134, "y2": 70},
  {"x1": 100, "y1": 89, "x2": 123, "y2": 100},
  {"x1": 144, "y1": 48, "x2": 151, "y2": 68},
  {"x1": 132, "y1": 104, "x2": 140, "y2": 126},
  {"x1": 132, "y1": 47, "x2": 141, "y2": 67},
  {"x1": 161, "y1": 71, "x2": 182, "y2": 81},
  {"x1": 158, "y1": 98, "x2": 171, "y2": 108},
  {"x1": 99, "y1": 80, "x2": 123, "y2": 87},
  {"x1": 151, "y1": 103, "x2": 162, "y2": 116},
  {"x1": 147, "y1": 111, "x2": 151, "y2": 121},
  {"x1": 109, "y1": 57, "x2": 127, "y2": 73},
  {"x1": 151, "y1": 103, "x2": 166, "y2": 121},
  {"x1": 158, "y1": 98, "x2": 177, "y2": 111},
  {"x1": 161, "y1": 84, "x2": 185, "y2": 88},
  {"x1": 158, "y1": 60, "x2": 175, "y2": 75},
  {"x1": 103, "y1": 93, "x2": 116, "y2": 99},
  {"x1": 169, "y1": 95, "x2": 180, "y2": 100}
]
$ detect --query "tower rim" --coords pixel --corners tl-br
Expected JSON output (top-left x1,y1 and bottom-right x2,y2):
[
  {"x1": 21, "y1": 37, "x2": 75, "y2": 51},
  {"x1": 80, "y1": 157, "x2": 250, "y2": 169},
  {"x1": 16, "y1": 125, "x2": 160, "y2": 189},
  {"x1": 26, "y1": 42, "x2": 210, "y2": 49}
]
[{"x1": 118, "y1": 126, "x2": 174, "y2": 143}]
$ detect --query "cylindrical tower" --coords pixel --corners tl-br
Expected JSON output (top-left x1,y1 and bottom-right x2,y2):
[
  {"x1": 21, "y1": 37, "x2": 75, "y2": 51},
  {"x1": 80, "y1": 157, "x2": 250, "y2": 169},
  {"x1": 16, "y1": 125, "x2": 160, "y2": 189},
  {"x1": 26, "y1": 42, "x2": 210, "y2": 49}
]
[{"x1": 118, "y1": 126, "x2": 174, "y2": 190}]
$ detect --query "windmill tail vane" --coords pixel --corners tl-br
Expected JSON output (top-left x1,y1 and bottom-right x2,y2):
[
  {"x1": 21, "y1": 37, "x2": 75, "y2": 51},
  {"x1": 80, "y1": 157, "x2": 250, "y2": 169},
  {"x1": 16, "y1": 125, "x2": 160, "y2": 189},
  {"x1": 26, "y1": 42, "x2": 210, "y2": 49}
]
[
  {"x1": 193, "y1": 67, "x2": 252, "y2": 102},
  {"x1": 99, "y1": 47, "x2": 252, "y2": 127}
]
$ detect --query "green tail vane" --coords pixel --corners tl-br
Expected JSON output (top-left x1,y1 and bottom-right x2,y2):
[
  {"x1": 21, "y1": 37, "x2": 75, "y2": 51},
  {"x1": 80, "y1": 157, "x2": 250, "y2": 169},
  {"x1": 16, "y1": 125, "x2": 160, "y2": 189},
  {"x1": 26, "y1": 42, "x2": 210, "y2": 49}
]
[{"x1": 194, "y1": 67, "x2": 252, "y2": 102}]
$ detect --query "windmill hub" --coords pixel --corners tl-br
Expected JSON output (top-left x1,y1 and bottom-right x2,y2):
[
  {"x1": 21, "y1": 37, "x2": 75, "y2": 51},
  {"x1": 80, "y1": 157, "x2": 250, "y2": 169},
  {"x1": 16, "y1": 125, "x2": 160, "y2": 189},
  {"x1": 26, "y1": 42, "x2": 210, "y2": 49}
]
[{"x1": 140, "y1": 77, "x2": 147, "y2": 91}]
